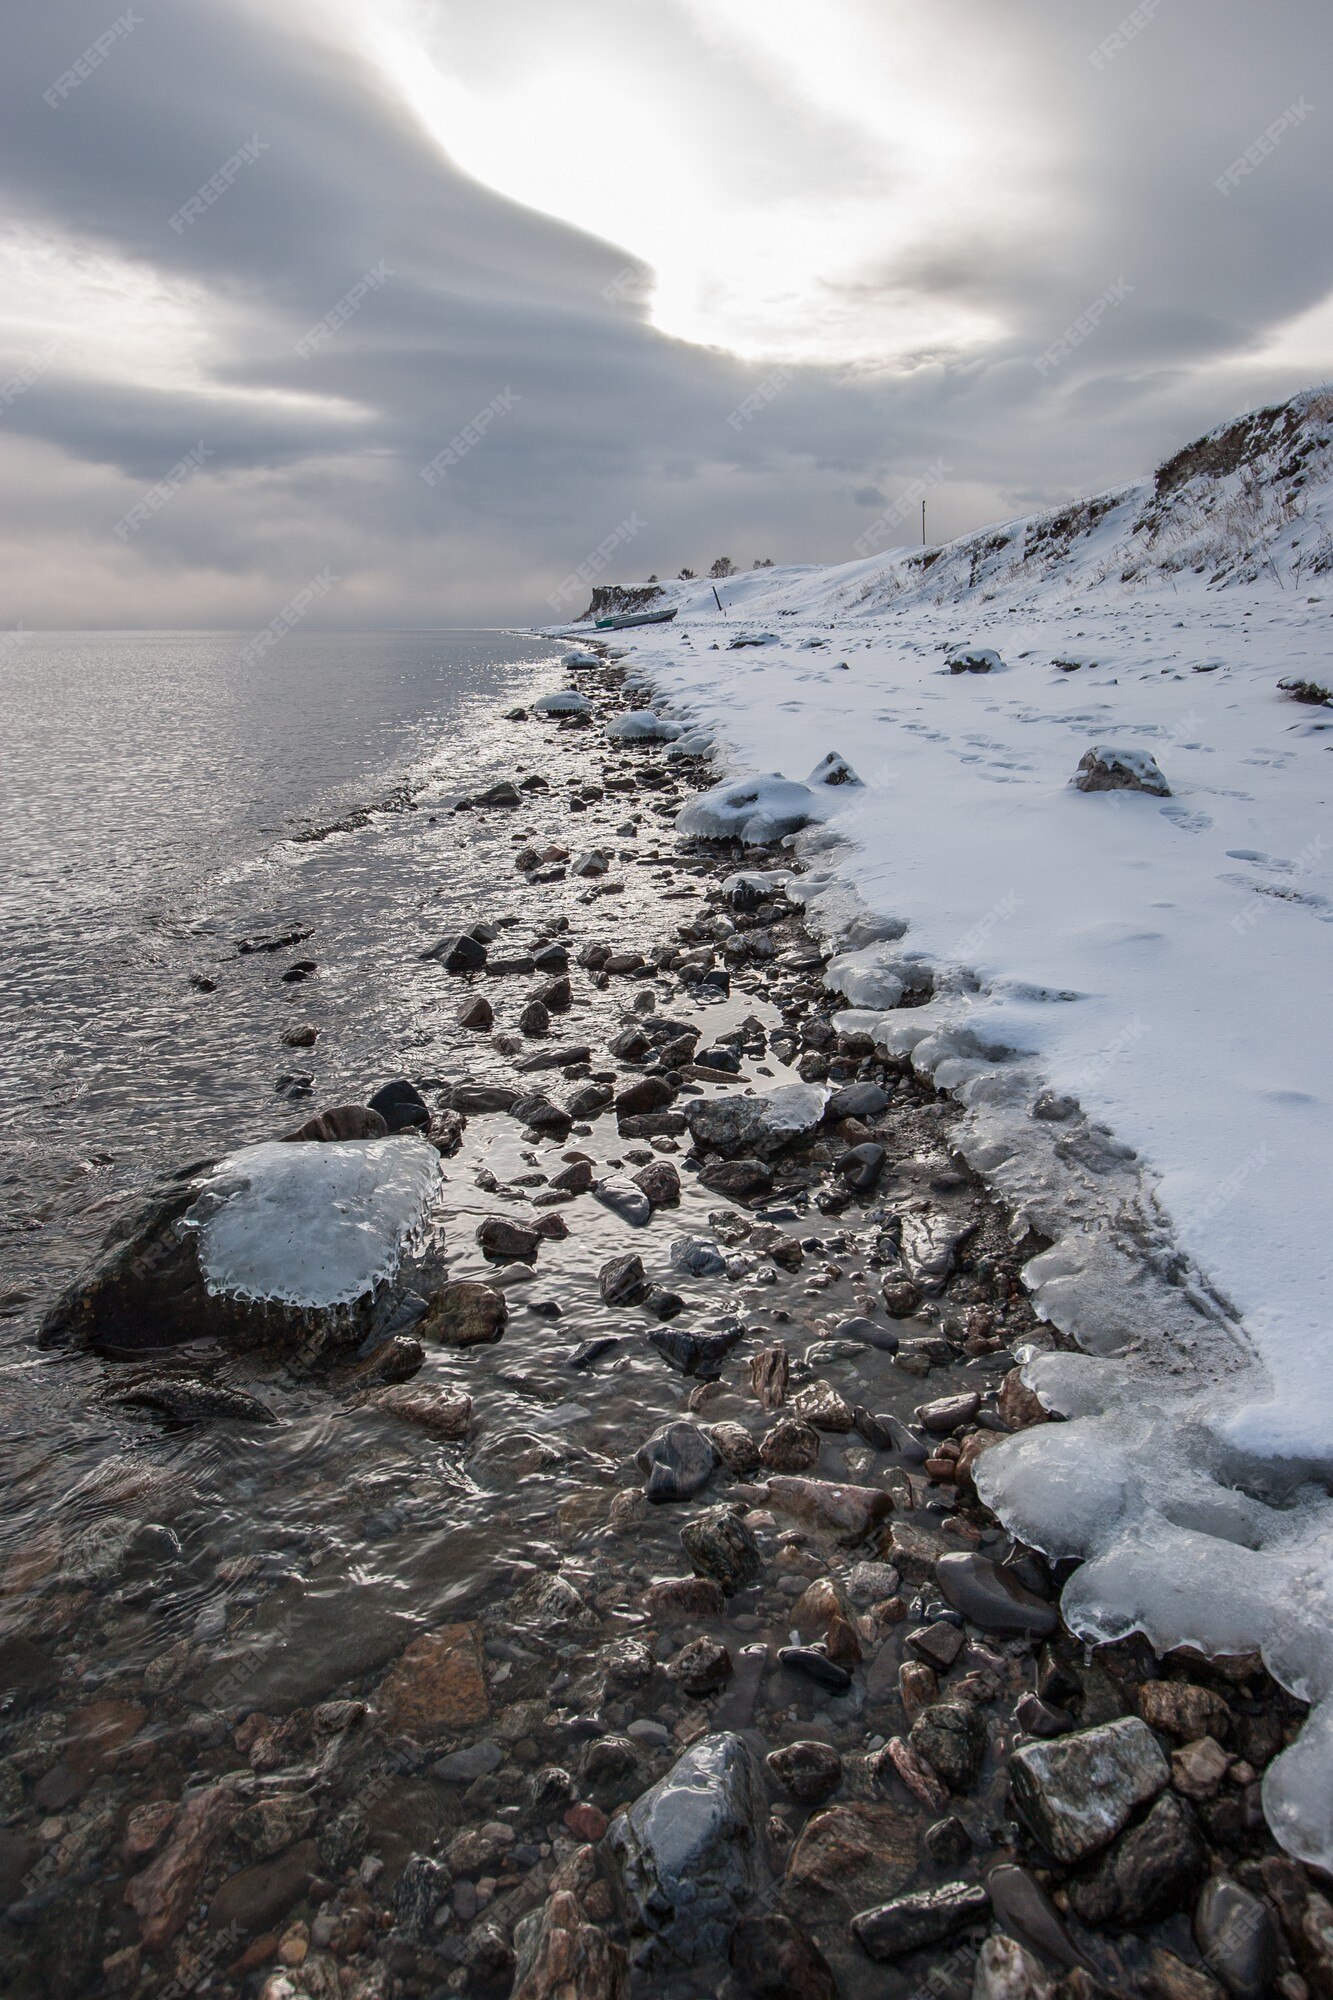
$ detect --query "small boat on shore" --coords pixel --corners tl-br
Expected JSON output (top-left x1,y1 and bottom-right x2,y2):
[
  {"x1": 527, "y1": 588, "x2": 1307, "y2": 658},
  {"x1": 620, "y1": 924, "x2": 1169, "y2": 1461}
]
[{"x1": 593, "y1": 606, "x2": 678, "y2": 630}]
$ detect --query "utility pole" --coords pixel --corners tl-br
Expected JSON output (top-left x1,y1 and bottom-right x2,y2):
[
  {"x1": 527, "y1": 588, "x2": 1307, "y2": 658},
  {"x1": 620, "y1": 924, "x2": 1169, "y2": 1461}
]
[
  {"x1": 712, "y1": 585, "x2": 724, "y2": 614},
  {"x1": 922, "y1": 499, "x2": 927, "y2": 547}
]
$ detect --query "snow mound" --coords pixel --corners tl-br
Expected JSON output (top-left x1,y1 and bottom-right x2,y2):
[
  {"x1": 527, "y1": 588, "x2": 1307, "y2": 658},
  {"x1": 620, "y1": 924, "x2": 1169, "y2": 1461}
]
[
  {"x1": 606, "y1": 711, "x2": 682, "y2": 743},
  {"x1": 561, "y1": 648, "x2": 599, "y2": 668},
  {"x1": 533, "y1": 690, "x2": 592, "y2": 715},
  {"x1": 677, "y1": 754, "x2": 861, "y2": 845},
  {"x1": 184, "y1": 1138, "x2": 441, "y2": 1307}
]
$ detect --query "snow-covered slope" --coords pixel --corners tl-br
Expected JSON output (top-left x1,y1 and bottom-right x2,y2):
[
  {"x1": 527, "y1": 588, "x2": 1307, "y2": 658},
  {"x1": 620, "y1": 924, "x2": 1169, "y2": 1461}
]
[{"x1": 610, "y1": 386, "x2": 1333, "y2": 1870}]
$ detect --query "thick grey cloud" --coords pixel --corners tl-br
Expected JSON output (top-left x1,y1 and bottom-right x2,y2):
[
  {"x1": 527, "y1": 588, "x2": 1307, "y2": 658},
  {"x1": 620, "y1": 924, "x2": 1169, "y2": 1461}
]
[{"x1": 0, "y1": 0, "x2": 1329, "y2": 627}]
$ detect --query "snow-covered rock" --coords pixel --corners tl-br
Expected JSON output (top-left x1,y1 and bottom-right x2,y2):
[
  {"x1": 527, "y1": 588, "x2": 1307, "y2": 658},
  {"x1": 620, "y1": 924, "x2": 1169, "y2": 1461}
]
[
  {"x1": 561, "y1": 647, "x2": 599, "y2": 667},
  {"x1": 606, "y1": 711, "x2": 683, "y2": 743},
  {"x1": 533, "y1": 690, "x2": 592, "y2": 715},
  {"x1": 1073, "y1": 745, "x2": 1171, "y2": 795}
]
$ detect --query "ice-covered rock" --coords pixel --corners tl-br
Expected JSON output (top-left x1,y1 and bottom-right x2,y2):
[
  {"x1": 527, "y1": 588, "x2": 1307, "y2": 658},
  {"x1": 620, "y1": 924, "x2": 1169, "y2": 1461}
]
[
  {"x1": 40, "y1": 1137, "x2": 440, "y2": 1358},
  {"x1": 1072, "y1": 745, "x2": 1171, "y2": 795},
  {"x1": 532, "y1": 690, "x2": 592, "y2": 715},
  {"x1": 186, "y1": 1139, "x2": 439, "y2": 1307},
  {"x1": 606, "y1": 711, "x2": 682, "y2": 743},
  {"x1": 824, "y1": 945, "x2": 907, "y2": 1010},
  {"x1": 561, "y1": 647, "x2": 599, "y2": 667},
  {"x1": 606, "y1": 1733, "x2": 769, "y2": 1967},
  {"x1": 683, "y1": 1082, "x2": 827, "y2": 1158}
]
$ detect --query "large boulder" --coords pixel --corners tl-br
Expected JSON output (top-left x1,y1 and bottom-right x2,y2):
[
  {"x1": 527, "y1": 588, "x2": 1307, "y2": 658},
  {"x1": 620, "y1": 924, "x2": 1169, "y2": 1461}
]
[
  {"x1": 40, "y1": 1138, "x2": 440, "y2": 1359},
  {"x1": 605, "y1": 1732, "x2": 769, "y2": 1969}
]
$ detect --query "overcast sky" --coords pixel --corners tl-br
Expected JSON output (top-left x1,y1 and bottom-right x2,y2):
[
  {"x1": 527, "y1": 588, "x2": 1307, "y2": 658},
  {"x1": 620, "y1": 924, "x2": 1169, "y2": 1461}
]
[{"x1": 1, "y1": 0, "x2": 1329, "y2": 629}]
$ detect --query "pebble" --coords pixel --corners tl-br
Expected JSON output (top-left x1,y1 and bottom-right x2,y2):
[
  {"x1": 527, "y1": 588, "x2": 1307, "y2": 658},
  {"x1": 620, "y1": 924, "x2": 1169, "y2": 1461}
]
[
  {"x1": 934, "y1": 1552, "x2": 1059, "y2": 1637},
  {"x1": 777, "y1": 1646, "x2": 853, "y2": 1692},
  {"x1": 851, "y1": 1880, "x2": 991, "y2": 1961},
  {"x1": 680, "y1": 1505, "x2": 762, "y2": 1593}
]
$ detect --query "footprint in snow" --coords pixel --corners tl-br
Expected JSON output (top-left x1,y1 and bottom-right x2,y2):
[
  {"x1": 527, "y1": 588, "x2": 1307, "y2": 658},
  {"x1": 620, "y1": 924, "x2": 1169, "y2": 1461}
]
[{"x1": 1159, "y1": 806, "x2": 1214, "y2": 833}]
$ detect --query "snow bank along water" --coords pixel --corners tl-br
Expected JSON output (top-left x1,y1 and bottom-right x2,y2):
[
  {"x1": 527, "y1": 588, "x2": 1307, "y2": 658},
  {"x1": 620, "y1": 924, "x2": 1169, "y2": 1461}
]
[{"x1": 608, "y1": 387, "x2": 1333, "y2": 1870}]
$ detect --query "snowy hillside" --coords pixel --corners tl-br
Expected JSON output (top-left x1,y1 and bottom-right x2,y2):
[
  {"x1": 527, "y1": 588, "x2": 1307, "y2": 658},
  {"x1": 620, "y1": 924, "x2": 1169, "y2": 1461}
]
[{"x1": 605, "y1": 386, "x2": 1333, "y2": 1871}]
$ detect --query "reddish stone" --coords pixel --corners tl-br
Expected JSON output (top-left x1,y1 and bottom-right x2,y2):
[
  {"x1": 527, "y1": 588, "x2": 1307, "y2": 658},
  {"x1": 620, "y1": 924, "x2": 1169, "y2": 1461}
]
[
  {"x1": 378, "y1": 1623, "x2": 489, "y2": 1737},
  {"x1": 125, "y1": 1784, "x2": 239, "y2": 1949},
  {"x1": 563, "y1": 1804, "x2": 608, "y2": 1842}
]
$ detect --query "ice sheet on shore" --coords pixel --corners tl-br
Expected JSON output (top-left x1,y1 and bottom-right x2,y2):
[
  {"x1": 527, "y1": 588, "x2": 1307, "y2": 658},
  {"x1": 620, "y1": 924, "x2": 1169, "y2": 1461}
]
[
  {"x1": 185, "y1": 1137, "x2": 441, "y2": 1307},
  {"x1": 617, "y1": 389, "x2": 1333, "y2": 1868}
]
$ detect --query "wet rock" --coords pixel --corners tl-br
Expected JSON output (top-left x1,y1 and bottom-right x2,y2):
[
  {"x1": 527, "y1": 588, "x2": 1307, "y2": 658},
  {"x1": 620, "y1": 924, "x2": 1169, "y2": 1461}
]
[
  {"x1": 681, "y1": 1504, "x2": 762, "y2": 1593},
  {"x1": 785, "y1": 1803, "x2": 917, "y2": 1919},
  {"x1": 423, "y1": 1279, "x2": 508, "y2": 1346},
  {"x1": 616, "y1": 1076, "x2": 675, "y2": 1118},
  {"x1": 935, "y1": 1552, "x2": 1059, "y2": 1637},
  {"x1": 1014, "y1": 1693, "x2": 1073, "y2": 1739},
  {"x1": 925, "y1": 1815, "x2": 973, "y2": 1864},
  {"x1": 1074, "y1": 745, "x2": 1171, "y2": 796},
  {"x1": 425, "y1": 933, "x2": 488, "y2": 972},
  {"x1": 760, "y1": 1418, "x2": 821, "y2": 1473},
  {"x1": 450, "y1": 1082, "x2": 521, "y2": 1113},
  {"x1": 477, "y1": 779, "x2": 522, "y2": 806},
  {"x1": 1193, "y1": 1876, "x2": 1279, "y2": 2000},
  {"x1": 365, "y1": 1382, "x2": 473, "y2": 1437},
  {"x1": 827, "y1": 1082, "x2": 889, "y2": 1120},
  {"x1": 685, "y1": 1084, "x2": 827, "y2": 1159},
  {"x1": 705, "y1": 1420, "x2": 762, "y2": 1476},
  {"x1": 766, "y1": 1741, "x2": 843, "y2": 1806},
  {"x1": 1067, "y1": 1791, "x2": 1203, "y2": 1928},
  {"x1": 899, "y1": 1212, "x2": 978, "y2": 1294},
  {"x1": 852, "y1": 1881, "x2": 991, "y2": 1961},
  {"x1": 908, "y1": 1624, "x2": 960, "y2": 1672},
  {"x1": 998, "y1": 1368, "x2": 1049, "y2": 1429},
  {"x1": 639, "y1": 1576, "x2": 726, "y2": 1620},
  {"x1": 649, "y1": 1325, "x2": 743, "y2": 1376},
  {"x1": 600, "y1": 1253, "x2": 649, "y2": 1307},
  {"x1": 790, "y1": 1381, "x2": 854, "y2": 1432},
  {"x1": 644, "y1": 1285, "x2": 686, "y2": 1321},
  {"x1": 1008, "y1": 1717, "x2": 1170, "y2": 1863},
  {"x1": 520, "y1": 999, "x2": 551, "y2": 1037},
  {"x1": 1138, "y1": 1681, "x2": 1232, "y2": 1744},
  {"x1": 511, "y1": 1092, "x2": 574, "y2": 1135},
  {"x1": 125, "y1": 1784, "x2": 239, "y2": 1949},
  {"x1": 633, "y1": 1160, "x2": 681, "y2": 1208},
  {"x1": 511, "y1": 1888, "x2": 628, "y2": 2000},
  {"x1": 973, "y1": 1935, "x2": 1055, "y2": 2000},
  {"x1": 391, "y1": 1854, "x2": 453, "y2": 1941},
  {"x1": 837, "y1": 1143, "x2": 887, "y2": 1191},
  {"x1": 378, "y1": 1623, "x2": 489, "y2": 1737},
  {"x1": 986, "y1": 1864, "x2": 1085, "y2": 1976},
  {"x1": 282, "y1": 1103, "x2": 389, "y2": 1142},
  {"x1": 606, "y1": 1732, "x2": 769, "y2": 1969},
  {"x1": 1142, "y1": 1949, "x2": 1226, "y2": 2000},
  {"x1": 368, "y1": 1079, "x2": 431, "y2": 1133},
  {"x1": 433, "y1": 1740, "x2": 504, "y2": 1783},
  {"x1": 458, "y1": 994, "x2": 494, "y2": 1030},
  {"x1": 668, "y1": 1636, "x2": 734, "y2": 1697},
  {"x1": 918, "y1": 1391, "x2": 982, "y2": 1433},
  {"x1": 550, "y1": 1159, "x2": 596, "y2": 1195},
  {"x1": 765, "y1": 1475, "x2": 893, "y2": 1540},
  {"x1": 636, "y1": 1421, "x2": 719, "y2": 1502},
  {"x1": 596, "y1": 1177, "x2": 652, "y2": 1226},
  {"x1": 1172, "y1": 1736, "x2": 1232, "y2": 1800},
  {"x1": 910, "y1": 1701, "x2": 988, "y2": 1792},
  {"x1": 883, "y1": 1735, "x2": 949, "y2": 1810},
  {"x1": 699, "y1": 1157, "x2": 773, "y2": 1201},
  {"x1": 749, "y1": 1342, "x2": 790, "y2": 1409},
  {"x1": 778, "y1": 1646, "x2": 852, "y2": 1692},
  {"x1": 881, "y1": 1277, "x2": 924, "y2": 1317},
  {"x1": 670, "y1": 1236, "x2": 726, "y2": 1278},
  {"x1": 476, "y1": 1217, "x2": 540, "y2": 1263},
  {"x1": 729, "y1": 1911, "x2": 837, "y2": 2000},
  {"x1": 110, "y1": 1376, "x2": 277, "y2": 1425}
]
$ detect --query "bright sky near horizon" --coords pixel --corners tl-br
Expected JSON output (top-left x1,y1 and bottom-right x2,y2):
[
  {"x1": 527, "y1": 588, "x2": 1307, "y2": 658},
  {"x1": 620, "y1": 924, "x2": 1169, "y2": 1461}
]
[{"x1": 0, "y1": 0, "x2": 1329, "y2": 625}]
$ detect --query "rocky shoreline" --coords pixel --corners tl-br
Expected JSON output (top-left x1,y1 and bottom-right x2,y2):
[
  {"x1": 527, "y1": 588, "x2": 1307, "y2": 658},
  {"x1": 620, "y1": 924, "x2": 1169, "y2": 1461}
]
[{"x1": 1, "y1": 644, "x2": 1328, "y2": 2000}]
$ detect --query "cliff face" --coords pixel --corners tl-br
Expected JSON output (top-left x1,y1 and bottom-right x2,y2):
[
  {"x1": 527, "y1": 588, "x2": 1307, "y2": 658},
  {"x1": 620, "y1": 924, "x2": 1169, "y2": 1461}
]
[{"x1": 581, "y1": 582, "x2": 666, "y2": 621}]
